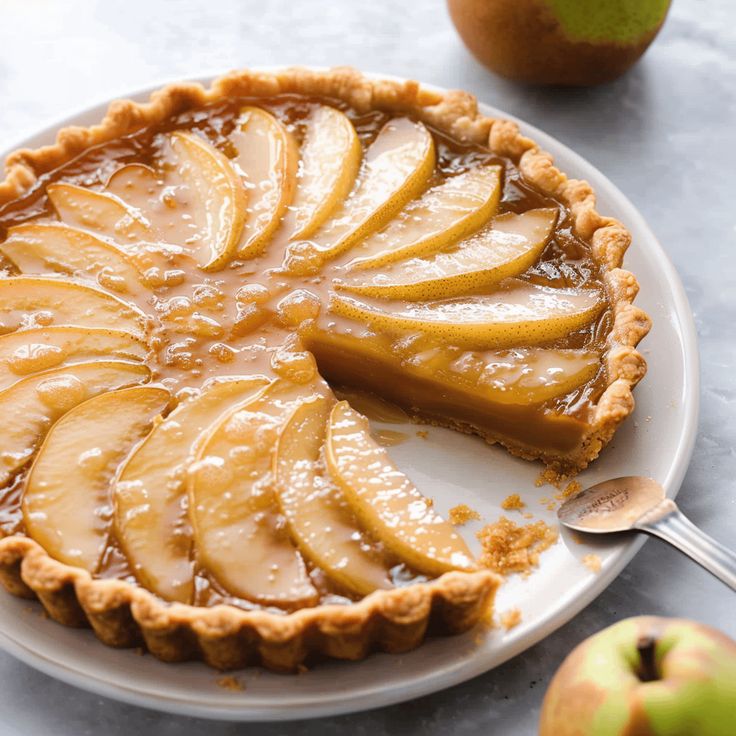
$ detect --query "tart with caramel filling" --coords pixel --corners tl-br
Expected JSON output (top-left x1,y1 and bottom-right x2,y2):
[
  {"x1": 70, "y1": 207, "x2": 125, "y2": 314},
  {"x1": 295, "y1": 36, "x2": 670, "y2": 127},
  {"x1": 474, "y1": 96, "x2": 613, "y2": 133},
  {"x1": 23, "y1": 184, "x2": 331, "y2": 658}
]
[{"x1": 0, "y1": 67, "x2": 648, "y2": 671}]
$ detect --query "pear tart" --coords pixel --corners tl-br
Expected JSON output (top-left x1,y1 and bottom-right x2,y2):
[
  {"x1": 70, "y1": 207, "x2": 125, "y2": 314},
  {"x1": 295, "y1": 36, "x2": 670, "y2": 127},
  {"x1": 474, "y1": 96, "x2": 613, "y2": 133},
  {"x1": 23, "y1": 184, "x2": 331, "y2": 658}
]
[{"x1": 0, "y1": 68, "x2": 648, "y2": 671}]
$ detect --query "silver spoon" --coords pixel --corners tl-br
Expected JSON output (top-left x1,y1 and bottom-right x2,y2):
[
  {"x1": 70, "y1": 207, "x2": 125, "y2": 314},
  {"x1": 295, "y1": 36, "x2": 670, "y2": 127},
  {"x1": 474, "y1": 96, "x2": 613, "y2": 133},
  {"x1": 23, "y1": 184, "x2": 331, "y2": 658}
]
[{"x1": 557, "y1": 476, "x2": 736, "y2": 592}]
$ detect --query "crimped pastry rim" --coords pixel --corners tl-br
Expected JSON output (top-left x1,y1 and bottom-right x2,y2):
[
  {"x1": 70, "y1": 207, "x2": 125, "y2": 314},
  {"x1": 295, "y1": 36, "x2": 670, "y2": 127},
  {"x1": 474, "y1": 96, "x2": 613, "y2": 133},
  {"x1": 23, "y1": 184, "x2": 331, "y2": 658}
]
[
  {"x1": 0, "y1": 536, "x2": 498, "y2": 665},
  {"x1": 0, "y1": 66, "x2": 648, "y2": 668}
]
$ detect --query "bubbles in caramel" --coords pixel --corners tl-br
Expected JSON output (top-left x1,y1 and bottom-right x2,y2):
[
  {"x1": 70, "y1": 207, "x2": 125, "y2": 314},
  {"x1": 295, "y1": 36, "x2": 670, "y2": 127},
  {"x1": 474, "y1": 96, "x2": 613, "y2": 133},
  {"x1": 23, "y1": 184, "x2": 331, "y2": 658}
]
[{"x1": 0, "y1": 70, "x2": 648, "y2": 671}]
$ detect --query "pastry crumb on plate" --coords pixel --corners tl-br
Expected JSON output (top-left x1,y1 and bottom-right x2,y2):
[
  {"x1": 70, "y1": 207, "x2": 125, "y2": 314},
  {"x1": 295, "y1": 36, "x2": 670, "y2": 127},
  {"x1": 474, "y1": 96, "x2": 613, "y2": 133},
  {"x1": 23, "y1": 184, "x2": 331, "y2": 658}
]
[
  {"x1": 500, "y1": 608, "x2": 522, "y2": 630},
  {"x1": 449, "y1": 503, "x2": 481, "y2": 525},
  {"x1": 477, "y1": 517, "x2": 558, "y2": 575}
]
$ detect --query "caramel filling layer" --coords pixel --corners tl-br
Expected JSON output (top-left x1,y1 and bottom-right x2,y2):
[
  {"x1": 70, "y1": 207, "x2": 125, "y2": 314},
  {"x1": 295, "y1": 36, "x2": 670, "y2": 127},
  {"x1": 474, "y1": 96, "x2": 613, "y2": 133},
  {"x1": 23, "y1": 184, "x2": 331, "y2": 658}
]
[{"x1": 0, "y1": 94, "x2": 611, "y2": 611}]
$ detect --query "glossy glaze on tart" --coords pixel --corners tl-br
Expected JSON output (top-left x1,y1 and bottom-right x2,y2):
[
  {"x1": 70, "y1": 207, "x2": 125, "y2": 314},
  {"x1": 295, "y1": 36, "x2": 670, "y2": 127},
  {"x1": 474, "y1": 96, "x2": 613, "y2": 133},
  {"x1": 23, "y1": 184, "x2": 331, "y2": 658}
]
[{"x1": 0, "y1": 68, "x2": 648, "y2": 670}]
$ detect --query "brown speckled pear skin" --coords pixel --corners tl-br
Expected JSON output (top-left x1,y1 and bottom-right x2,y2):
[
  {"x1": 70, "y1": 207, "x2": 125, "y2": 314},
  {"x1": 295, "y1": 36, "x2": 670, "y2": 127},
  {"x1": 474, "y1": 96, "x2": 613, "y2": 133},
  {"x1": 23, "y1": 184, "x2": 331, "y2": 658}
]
[{"x1": 447, "y1": 0, "x2": 671, "y2": 86}]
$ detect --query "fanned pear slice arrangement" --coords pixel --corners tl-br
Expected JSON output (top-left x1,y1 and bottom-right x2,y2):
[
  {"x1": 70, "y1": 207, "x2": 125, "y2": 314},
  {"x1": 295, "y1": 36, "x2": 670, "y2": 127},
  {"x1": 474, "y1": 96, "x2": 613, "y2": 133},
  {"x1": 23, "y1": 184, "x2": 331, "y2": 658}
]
[
  {"x1": 232, "y1": 107, "x2": 298, "y2": 259},
  {"x1": 330, "y1": 281, "x2": 604, "y2": 349},
  {"x1": 23, "y1": 386, "x2": 169, "y2": 573},
  {"x1": 326, "y1": 401, "x2": 475, "y2": 577},
  {"x1": 0, "y1": 276, "x2": 148, "y2": 337},
  {"x1": 0, "y1": 360, "x2": 150, "y2": 487},
  {"x1": 288, "y1": 105, "x2": 361, "y2": 240},
  {"x1": 103, "y1": 163, "x2": 201, "y2": 255},
  {"x1": 0, "y1": 83, "x2": 647, "y2": 673},
  {"x1": 114, "y1": 376, "x2": 270, "y2": 603},
  {"x1": 1, "y1": 222, "x2": 145, "y2": 295},
  {"x1": 298, "y1": 118, "x2": 436, "y2": 262},
  {"x1": 166, "y1": 131, "x2": 248, "y2": 271},
  {"x1": 341, "y1": 208, "x2": 558, "y2": 300},
  {"x1": 346, "y1": 166, "x2": 502, "y2": 269},
  {"x1": 47, "y1": 183, "x2": 154, "y2": 244},
  {"x1": 274, "y1": 394, "x2": 393, "y2": 597},
  {"x1": 188, "y1": 381, "x2": 320, "y2": 608},
  {"x1": 0, "y1": 326, "x2": 147, "y2": 390}
]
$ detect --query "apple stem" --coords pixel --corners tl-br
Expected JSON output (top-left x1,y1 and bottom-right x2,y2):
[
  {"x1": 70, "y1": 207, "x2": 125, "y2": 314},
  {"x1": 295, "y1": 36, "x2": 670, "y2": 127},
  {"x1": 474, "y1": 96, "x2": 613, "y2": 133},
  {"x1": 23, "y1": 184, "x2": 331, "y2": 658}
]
[{"x1": 636, "y1": 635, "x2": 659, "y2": 682}]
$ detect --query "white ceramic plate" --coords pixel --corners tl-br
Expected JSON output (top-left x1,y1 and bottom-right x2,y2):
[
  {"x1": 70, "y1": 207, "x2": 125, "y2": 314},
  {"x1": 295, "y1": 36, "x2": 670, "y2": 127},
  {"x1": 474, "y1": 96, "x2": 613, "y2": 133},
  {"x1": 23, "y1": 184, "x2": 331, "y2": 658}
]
[{"x1": 0, "y1": 72, "x2": 698, "y2": 721}]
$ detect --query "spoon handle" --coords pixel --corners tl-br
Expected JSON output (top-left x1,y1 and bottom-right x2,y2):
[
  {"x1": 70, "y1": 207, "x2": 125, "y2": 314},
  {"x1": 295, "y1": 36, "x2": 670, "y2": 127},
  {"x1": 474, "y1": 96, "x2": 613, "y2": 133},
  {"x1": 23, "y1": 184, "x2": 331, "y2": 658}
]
[{"x1": 636, "y1": 500, "x2": 736, "y2": 592}]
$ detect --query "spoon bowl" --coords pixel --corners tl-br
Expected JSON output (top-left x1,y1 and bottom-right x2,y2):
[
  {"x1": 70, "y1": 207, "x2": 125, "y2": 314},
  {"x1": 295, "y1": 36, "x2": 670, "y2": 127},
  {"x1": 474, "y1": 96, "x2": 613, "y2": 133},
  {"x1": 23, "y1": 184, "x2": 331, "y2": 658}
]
[
  {"x1": 558, "y1": 476, "x2": 736, "y2": 592},
  {"x1": 557, "y1": 476, "x2": 666, "y2": 533}
]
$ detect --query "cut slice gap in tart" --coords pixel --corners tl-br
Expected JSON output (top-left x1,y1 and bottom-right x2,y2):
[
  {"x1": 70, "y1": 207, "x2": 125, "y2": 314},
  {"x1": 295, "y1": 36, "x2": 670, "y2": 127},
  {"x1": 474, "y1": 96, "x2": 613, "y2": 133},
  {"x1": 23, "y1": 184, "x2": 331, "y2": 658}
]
[
  {"x1": 274, "y1": 394, "x2": 393, "y2": 597},
  {"x1": 188, "y1": 380, "x2": 323, "y2": 608},
  {"x1": 22, "y1": 386, "x2": 170, "y2": 573},
  {"x1": 0, "y1": 276, "x2": 148, "y2": 337},
  {"x1": 341, "y1": 207, "x2": 557, "y2": 300},
  {"x1": 0, "y1": 326, "x2": 147, "y2": 391},
  {"x1": 346, "y1": 165, "x2": 502, "y2": 269},
  {"x1": 304, "y1": 320, "x2": 600, "y2": 407},
  {"x1": 114, "y1": 376, "x2": 270, "y2": 603},
  {"x1": 325, "y1": 400, "x2": 475, "y2": 577},
  {"x1": 329, "y1": 280, "x2": 604, "y2": 349},
  {"x1": 231, "y1": 107, "x2": 298, "y2": 259},
  {"x1": 0, "y1": 70, "x2": 650, "y2": 673},
  {"x1": 0, "y1": 360, "x2": 150, "y2": 487},
  {"x1": 302, "y1": 319, "x2": 600, "y2": 458}
]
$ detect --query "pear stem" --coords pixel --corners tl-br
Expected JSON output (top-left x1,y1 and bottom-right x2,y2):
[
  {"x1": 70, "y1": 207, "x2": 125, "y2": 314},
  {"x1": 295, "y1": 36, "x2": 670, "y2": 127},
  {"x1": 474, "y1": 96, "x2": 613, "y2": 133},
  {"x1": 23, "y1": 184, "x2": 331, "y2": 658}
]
[{"x1": 636, "y1": 635, "x2": 660, "y2": 682}]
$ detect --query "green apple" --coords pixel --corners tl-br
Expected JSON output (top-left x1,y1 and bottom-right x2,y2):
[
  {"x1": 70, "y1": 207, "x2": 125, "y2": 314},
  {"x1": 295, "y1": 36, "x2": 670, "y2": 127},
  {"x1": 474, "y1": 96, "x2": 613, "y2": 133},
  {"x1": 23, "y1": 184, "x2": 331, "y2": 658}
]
[
  {"x1": 539, "y1": 616, "x2": 736, "y2": 736},
  {"x1": 447, "y1": 0, "x2": 671, "y2": 86}
]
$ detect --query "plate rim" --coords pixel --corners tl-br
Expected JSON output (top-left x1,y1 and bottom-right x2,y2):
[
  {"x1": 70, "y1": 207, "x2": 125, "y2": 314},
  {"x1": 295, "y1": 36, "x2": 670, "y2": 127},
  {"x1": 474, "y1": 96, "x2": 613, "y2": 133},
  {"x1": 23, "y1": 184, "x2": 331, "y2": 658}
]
[{"x1": 0, "y1": 68, "x2": 700, "y2": 721}]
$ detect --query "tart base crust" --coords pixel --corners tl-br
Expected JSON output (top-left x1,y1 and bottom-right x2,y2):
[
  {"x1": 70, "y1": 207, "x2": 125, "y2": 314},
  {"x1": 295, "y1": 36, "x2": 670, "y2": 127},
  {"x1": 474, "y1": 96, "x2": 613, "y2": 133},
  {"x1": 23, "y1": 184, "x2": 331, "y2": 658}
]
[
  {"x1": 0, "y1": 66, "x2": 649, "y2": 669},
  {"x1": 0, "y1": 537, "x2": 498, "y2": 672}
]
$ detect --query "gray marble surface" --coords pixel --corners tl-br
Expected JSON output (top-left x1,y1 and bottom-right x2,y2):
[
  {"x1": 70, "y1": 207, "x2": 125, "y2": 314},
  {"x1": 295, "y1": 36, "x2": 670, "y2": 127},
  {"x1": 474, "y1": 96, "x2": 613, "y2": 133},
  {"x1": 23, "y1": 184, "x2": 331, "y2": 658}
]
[{"x1": 0, "y1": 0, "x2": 734, "y2": 733}]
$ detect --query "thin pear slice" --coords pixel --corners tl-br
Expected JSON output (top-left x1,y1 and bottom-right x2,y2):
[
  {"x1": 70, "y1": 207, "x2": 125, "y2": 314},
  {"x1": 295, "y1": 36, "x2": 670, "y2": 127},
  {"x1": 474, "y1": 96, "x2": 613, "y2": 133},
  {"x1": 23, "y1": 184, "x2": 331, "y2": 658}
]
[
  {"x1": 274, "y1": 395, "x2": 392, "y2": 596},
  {"x1": 0, "y1": 326, "x2": 147, "y2": 391},
  {"x1": 188, "y1": 381, "x2": 320, "y2": 608},
  {"x1": 305, "y1": 118, "x2": 435, "y2": 261},
  {"x1": 105, "y1": 163, "x2": 160, "y2": 197},
  {"x1": 0, "y1": 360, "x2": 149, "y2": 487},
  {"x1": 0, "y1": 276, "x2": 147, "y2": 337},
  {"x1": 330, "y1": 281, "x2": 604, "y2": 349},
  {"x1": 231, "y1": 107, "x2": 298, "y2": 258},
  {"x1": 47, "y1": 182, "x2": 153, "y2": 243},
  {"x1": 105, "y1": 165, "x2": 239, "y2": 270},
  {"x1": 288, "y1": 106, "x2": 361, "y2": 240},
  {"x1": 105, "y1": 164, "x2": 200, "y2": 251},
  {"x1": 342, "y1": 208, "x2": 558, "y2": 300},
  {"x1": 114, "y1": 376, "x2": 270, "y2": 603},
  {"x1": 302, "y1": 320, "x2": 600, "y2": 407},
  {"x1": 1, "y1": 223, "x2": 144, "y2": 295},
  {"x1": 167, "y1": 131, "x2": 247, "y2": 270},
  {"x1": 23, "y1": 386, "x2": 169, "y2": 573},
  {"x1": 325, "y1": 401, "x2": 475, "y2": 577},
  {"x1": 347, "y1": 165, "x2": 502, "y2": 269}
]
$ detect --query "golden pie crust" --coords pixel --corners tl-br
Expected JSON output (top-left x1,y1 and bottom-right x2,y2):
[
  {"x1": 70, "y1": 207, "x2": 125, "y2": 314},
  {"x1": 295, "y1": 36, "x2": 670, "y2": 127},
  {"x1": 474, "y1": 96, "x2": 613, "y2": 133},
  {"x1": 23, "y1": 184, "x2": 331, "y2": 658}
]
[{"x1": 0, "y1": 67, "x2": 649, "y2": 671}]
